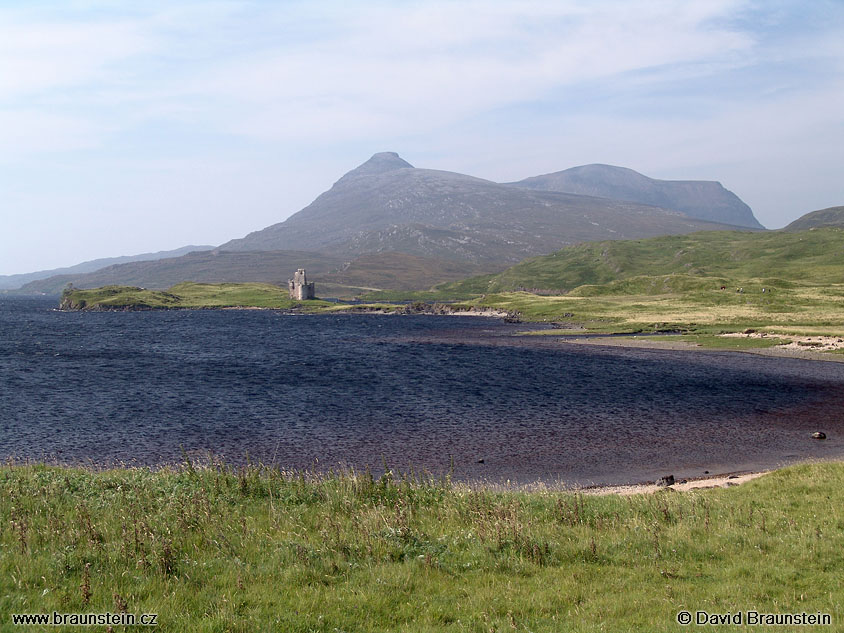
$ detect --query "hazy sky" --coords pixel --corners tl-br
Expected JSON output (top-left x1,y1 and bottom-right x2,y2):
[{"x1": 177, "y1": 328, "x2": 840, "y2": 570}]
[{"x1": 2, "y1": 0, "x2": 842, "y2": 275}]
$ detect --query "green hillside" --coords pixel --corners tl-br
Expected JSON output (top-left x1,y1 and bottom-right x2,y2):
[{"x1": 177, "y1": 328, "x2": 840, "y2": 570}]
[
  {"x1": 783, "y1": 206, "x2": 844, "y2": 232},
  {"x1": 440, "y1": 227, "x2": 844, "y2": 296}
]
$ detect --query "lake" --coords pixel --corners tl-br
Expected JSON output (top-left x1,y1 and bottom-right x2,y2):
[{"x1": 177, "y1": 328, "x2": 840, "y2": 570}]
[{"x1": 2, "y1": 297, "x2": 843, "y2": 485}]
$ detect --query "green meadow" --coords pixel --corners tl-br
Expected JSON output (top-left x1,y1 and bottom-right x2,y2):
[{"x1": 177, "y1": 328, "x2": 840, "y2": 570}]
[
  {"x1": 59, "y1": 282, "x2": 332, "y2": 311},
  {"x1": 1, "y1": 461, "x2": 842, "y2": 632}
]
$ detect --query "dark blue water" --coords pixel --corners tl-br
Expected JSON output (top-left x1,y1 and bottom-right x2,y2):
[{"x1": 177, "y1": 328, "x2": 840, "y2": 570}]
[{"x1": 2, "y1": 298, "x2": 844, "y2": 485}]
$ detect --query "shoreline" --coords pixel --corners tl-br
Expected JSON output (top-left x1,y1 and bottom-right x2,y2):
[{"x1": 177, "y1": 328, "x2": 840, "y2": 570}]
[
  {"x1": 580, "y1": 470, "x2": 769, "y2": 496},
  {"x1": 554, "y1": 333, "x2": 844, "y2": 363},
  {"x1": 0, "y1": 457, "x2": 772, "y2": 493},
  {"x1": 57, "y1": 301, "x2": 516, "y2": 319},
  {"x1": 0, "y1": 455, "x2": 796, "y2": 497}
]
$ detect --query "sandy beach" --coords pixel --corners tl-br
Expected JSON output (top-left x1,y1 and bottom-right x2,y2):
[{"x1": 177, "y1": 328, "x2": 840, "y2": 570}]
[{"x1": 584, "y1": 470, "x2": 769, "y2": 496}]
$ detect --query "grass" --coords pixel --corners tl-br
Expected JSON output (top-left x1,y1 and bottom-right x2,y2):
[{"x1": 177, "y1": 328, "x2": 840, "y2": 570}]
[
  {"x1": 1, "y1": 461, "x2": 842, "y2": 632},
  {"x1": 357, "y1": 228, "x2": 844, "y2": 349},
  {"x1": 648, "y1": 334, "x2": 793, "y2": 350},
  {"x1": 59, "y1": 282, "x2": 332, "y2": 311},
  {"x1": 448, "y1": 283, "x2": 844, "y2": 337},
  {"x1": 438, "y1": 227, "x2": 844, "y2": 296}
]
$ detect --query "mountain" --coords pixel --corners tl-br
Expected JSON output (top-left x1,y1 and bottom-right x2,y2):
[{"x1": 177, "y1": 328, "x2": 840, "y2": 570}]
[
  {"x1": 439, "y1": 227, "x2": 844, "y2": 296},
  {"x1": 220, "y1": 153, "x2": 750, "y2": 264},
  {"x1": 511, "y1": 164, "x2": 763, "y2": 229},
  {"x1": 782, "y1": 206, "x2": 844, "y2": 232},
  {"x1": 20, "y1": 153, "x2": 760, "y2": 296},
  {"x1": 0, "y1": 244, "x2": 215, "y2": 291}
]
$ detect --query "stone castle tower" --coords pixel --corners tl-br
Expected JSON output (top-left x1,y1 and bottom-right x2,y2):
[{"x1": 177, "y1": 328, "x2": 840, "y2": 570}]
[{"x1": 288, "y1": 268, "x2": 315, "y2": 300}]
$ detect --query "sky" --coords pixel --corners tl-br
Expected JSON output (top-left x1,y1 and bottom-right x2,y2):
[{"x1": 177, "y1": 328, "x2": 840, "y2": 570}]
[{"x1": 1, "y1": 0, "x2": 843, "y2": 275}]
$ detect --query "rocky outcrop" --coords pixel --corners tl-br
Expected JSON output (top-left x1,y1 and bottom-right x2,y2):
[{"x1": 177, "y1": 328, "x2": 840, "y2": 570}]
[{"x1": 656, "y1": 474, "x2": 675, "y2": 487}]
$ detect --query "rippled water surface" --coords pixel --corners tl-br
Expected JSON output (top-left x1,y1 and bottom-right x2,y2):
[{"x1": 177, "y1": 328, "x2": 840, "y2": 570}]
[{"x1": 2, "y1": 298, "x2": 844, "y2": 485}]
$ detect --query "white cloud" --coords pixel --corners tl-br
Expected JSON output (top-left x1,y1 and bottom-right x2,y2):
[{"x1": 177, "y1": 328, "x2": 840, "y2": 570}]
[
  {"x1": 193, "y1": 0, "x2": 756, "y2": 142},
  {"x1": 1, "y1": 1, "x2": 759, "y2": 146}
]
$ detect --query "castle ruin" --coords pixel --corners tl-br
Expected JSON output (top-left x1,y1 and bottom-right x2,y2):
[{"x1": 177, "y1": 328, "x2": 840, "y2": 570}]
[{"x1": 288, "y1": 268, "x2": 315, "y2": 300}]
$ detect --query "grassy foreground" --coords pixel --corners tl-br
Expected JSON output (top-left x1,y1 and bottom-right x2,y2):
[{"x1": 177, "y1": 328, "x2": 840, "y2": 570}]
[{"x1": 2, "y1": 461, "x2": 842, "y2": 632}]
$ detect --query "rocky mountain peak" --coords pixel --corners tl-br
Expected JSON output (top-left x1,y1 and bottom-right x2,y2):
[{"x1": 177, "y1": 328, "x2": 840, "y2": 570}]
[{"x1": 335, "y1": 152, "x2": 414, "y2": 185}]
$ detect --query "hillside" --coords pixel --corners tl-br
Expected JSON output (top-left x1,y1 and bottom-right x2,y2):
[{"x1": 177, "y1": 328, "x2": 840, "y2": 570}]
[
  {"x1": 21, "y1": 249, "x2": 485, "y2": 297},
  {"x1": 319, "y1": 252, "x2": 488, "y2": 290},
  {"x1": 220, "y1": 153, "x2": 748, "y2": 264},
  {"x1": 20, "y1": 250, "x2": 344, "y2": 295},
  {"x1": 0, "y1": 244, "x2": 214, "y2": 291},
  {"x1": 783, "y1": 205, "x2": 844, "y2": 231},
  {"x1": 512, "y1": 164, "x2": 763, "y2": 229},
  {"x1": 439, "y1": 227, "x2": 844, "y2": 296}
]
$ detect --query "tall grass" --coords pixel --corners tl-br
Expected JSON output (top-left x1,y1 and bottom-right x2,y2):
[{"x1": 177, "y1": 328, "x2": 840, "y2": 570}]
[{"x1": 1, "y1": 461, "x2": 842, "y2": 631}]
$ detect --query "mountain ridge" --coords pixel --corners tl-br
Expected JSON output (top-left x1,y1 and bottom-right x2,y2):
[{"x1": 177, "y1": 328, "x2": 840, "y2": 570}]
[
  {"x1": 220, "y1": 153, "x2": 752, "y2": 263},
  {"x1": 0, "y1": 244, "x2": 215, "y2": 291},
  {"x1": 511, "y1": 163, "x2": 763, "y2": 229}
]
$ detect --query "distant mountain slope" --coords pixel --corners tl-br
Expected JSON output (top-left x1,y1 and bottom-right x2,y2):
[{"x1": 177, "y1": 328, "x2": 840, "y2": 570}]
[
  {"x1": 783, "y1": 206, "x2": 844, "y2": 232},
  {"x1": 511, "y1": 164, "x2": 763, "y2": 229},
  {"x1": 220, "y1": 153, "x2": 748, "y2": 264},
  {"x1": 18, "y1": 250, "x2": 344, "y2": 295},
  {"x1": 0, "y1": 244, "x2": 215, "y2": 290},
  {"x1": 19, "y1": 250, "x2": 484, "y2": 296},
  {"x1": 320, "y1": 252, "x2": 488, "y2": 290},
  {"x1": 440, "y1": 227, "x2": 844, "y2": 296}
]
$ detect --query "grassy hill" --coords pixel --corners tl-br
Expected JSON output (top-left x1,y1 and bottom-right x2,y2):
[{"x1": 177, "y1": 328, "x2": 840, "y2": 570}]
[
  {"x1": 438, "y1": 227, "x2": 844, "y2": 296},
  {"x1": 1, "y1": 461, "x2": 842, "y2": 632},
  {"x1": 783, "y1": 206, "x2": 844, "y2": 232},
  {"x1": 350, "y1": 227, "x2": 844, "y2": 339}
]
